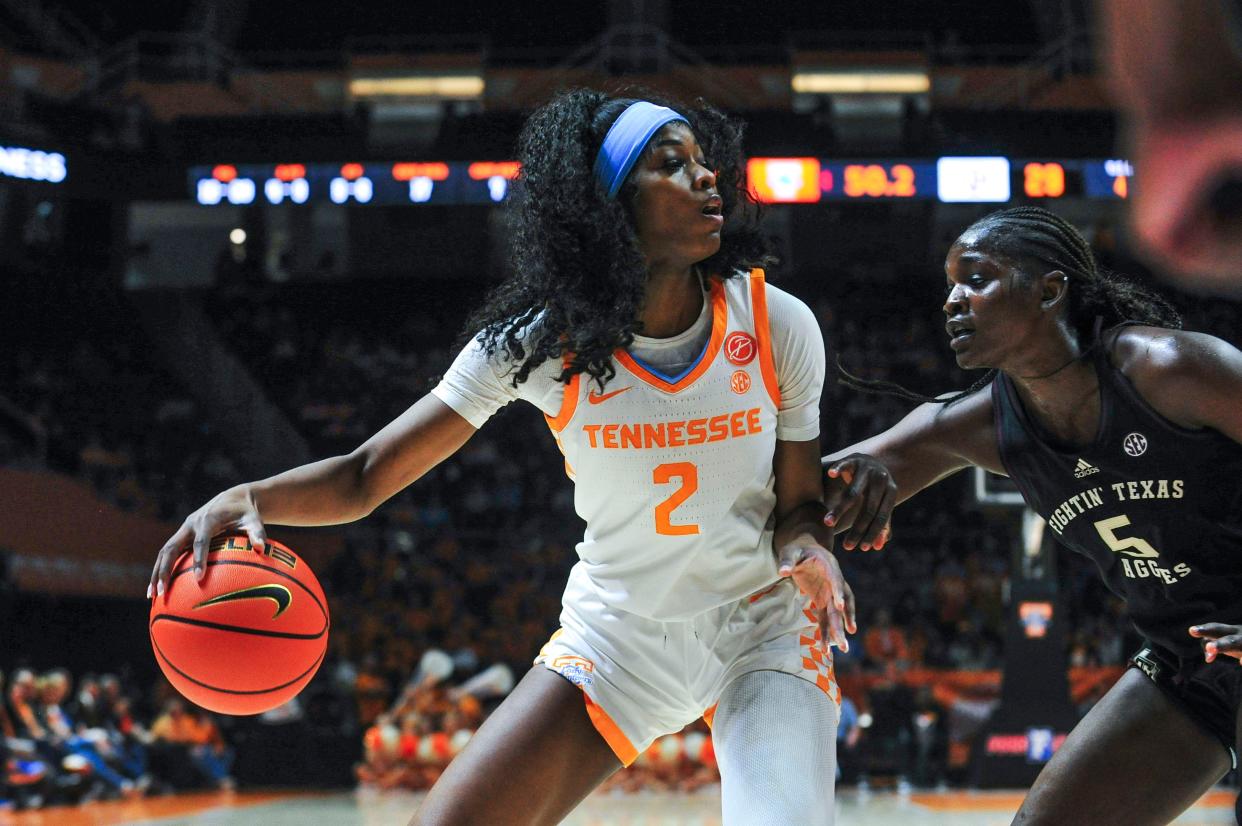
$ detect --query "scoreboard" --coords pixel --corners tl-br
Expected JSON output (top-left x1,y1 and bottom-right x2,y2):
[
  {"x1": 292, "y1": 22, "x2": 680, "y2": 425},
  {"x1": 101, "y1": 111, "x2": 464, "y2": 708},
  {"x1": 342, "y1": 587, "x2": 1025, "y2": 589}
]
[
  {"x1": 745, "y1": 157, "x2": 1135, "y2": 204},
  {"x1": 192, "y1": 161, "x2": 521, "y2": 206},
  {"x1": 189, "y1": 157, "x2": 1134, "y2": 206}
]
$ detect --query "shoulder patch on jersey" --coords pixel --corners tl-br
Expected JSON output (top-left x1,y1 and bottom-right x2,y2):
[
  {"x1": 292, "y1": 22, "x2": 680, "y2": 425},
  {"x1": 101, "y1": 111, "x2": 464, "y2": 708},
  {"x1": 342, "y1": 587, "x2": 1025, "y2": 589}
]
[{"x1": 724, "y1": 331, "x2": 757, "y2": 366}]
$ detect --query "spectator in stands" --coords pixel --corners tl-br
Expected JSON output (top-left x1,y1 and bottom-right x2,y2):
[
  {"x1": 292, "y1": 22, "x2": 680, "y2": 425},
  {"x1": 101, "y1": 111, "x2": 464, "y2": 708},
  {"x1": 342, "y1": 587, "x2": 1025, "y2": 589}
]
[
  {"x1": 859, "y1": 662, "x2": 915, "y2": 790},
  {"x1": 70, "y1": 675, "x2": 105, "y2": 730},
  {"x1": 149, "y1": 699, "x2": 233, "y2": 790},
  {"x1": 5, "y1": 669, "x2": 117, "y2": 805},
  {"x1": 1, "y1": 671, "x2": 50, "y2": 811},
  {"x1": 6, "y1": 670, "x2": 44, "y2": 742},
  {"x1": 188, "y1": 709, "x2": 234, "y2": 789},
  {"x1": 909, "y1": 685, "x2": 948, "y2": 790},
  {"x1": 0, "y1": 671, "x2": 14, "y2": 741},
  {"x1": 76, "y1": 674, "x2": 148, "y2": 785},
  {"x1": 358, "y1": 713, "x2": 400, "y2": 788},
  {"x1": 932, "y1": 557, "x2": 969, "y2": 633},
  {"x1": 905, "y1": 616, "x2": 943, "y2": 668},
  {"x1": 863, "y1": 608, "x2": 910, "y2": 670},
  {"x1": 35, "y1": 669, "x2": 143, "y2": 800},
  {"x1": 354, "y1": 653, "x2": 392, "y2": 729}
]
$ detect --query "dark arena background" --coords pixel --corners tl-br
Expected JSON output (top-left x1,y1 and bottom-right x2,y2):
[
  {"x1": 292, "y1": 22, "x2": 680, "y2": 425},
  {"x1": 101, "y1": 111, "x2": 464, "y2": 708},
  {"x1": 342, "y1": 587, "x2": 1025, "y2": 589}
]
[{"x1": 1, "y1": 0, "x2": 1240, "y2": 823}]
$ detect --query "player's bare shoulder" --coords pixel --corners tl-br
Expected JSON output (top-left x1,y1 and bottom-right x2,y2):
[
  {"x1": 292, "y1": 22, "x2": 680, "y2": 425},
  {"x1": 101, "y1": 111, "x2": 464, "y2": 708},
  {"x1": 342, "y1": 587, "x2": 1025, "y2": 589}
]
[
  {"x1": 1108, "y1": 324, "x2": 1193, "y2": 372},
  {"x1": 1108, "y1": 325, "x2": 1242, "y2": 430},
  {"x1": 1110, "y1": 325, "x2": 1240, "y2": 370}
]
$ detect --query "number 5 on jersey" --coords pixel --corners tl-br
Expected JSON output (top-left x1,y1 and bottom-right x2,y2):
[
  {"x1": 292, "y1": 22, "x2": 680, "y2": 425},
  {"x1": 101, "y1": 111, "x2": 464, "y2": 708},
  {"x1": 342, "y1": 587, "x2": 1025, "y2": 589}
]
[
  {"x1": 1093, "y1": 514, "x2": 1159, "y2": 559},
  {"x1": 654, "y1": 462, "x2": 699, "y2": 536}
]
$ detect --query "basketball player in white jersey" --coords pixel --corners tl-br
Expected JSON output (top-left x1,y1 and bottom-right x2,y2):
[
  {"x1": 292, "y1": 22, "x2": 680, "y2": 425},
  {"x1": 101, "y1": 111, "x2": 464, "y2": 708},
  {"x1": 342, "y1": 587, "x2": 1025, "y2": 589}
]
[{"x1": 149, "y1": 89, "x2": 854, "y2": 825}]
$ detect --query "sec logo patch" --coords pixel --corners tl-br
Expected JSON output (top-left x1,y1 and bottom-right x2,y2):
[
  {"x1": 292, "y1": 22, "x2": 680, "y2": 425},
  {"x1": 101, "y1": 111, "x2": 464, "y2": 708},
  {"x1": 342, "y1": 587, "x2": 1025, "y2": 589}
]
[
  {"x1": 724, "y1": 331, "x2": 757, "y2": 365},
  {"x1": 1123, "y1": 432, "x2": 1148, "y2": 457},
  {"x1": 730, "y1": 370, "x2": 752, "y2": 394}
]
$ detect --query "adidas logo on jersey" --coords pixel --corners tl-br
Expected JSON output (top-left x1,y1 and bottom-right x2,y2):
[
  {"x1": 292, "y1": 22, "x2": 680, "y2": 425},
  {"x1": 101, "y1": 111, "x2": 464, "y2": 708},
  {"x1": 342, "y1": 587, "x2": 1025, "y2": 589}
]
[{"x1": 1073, "y1": 458, "x2": 1099, "y2": 478}]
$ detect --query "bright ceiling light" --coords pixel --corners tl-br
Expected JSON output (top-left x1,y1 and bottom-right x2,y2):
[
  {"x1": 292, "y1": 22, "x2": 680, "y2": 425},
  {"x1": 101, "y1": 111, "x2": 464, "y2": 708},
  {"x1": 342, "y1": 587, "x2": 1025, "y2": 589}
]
[
  {"x1": 349, "y1": 75, "x2": 485, "y2": 99},
  {"x1": 791, "y1": 71, "x2": 930, "y2": 95}
]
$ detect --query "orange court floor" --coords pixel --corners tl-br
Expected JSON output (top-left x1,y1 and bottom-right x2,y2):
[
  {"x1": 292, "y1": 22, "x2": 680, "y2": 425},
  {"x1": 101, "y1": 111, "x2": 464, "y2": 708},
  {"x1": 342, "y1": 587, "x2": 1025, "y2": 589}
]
[{"x1": 0, "y1": 787, "x2": 1236, "y2": 826}]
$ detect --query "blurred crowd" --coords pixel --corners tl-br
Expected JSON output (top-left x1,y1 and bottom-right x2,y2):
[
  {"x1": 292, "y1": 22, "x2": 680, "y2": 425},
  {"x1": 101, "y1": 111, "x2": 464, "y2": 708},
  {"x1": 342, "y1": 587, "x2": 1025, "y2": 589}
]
[
  {"x1": 1, "y1": 667, "x2": 233, "y2": 810},
  {"x1": 1, "y1": 284, "x2": 240, "y2": 522},
  {"x1": 4, "y1": 225, "x2": 1242, "y2": 800}
]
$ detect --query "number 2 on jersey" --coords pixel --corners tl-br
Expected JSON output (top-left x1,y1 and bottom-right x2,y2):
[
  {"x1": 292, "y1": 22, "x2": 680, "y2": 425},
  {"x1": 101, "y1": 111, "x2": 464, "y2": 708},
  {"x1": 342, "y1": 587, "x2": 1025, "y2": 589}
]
[{"x1": 654, "y1": 462, "x2": 700, "y2": 536}]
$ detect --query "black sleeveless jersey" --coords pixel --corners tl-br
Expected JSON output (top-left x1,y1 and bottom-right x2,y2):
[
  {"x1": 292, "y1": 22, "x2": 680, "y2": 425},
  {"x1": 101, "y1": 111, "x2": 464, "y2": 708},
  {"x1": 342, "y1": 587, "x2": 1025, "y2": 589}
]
[{"x1": 992, "y1": 331, "x2": 1242, "y2": 660}]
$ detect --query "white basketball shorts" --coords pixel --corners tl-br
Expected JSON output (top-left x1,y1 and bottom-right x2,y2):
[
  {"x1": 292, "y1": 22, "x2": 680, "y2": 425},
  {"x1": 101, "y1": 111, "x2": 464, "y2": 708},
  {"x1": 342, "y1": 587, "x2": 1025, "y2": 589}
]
[{"x1": 535, "y1": 570, "x2": 841, "y2": 765}]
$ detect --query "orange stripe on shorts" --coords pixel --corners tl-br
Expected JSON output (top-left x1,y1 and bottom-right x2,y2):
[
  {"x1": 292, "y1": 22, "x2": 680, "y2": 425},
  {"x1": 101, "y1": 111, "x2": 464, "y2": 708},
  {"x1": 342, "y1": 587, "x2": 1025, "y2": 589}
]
[{"x1": 583, "y1": 693, "x2": 639, "y2": 767}]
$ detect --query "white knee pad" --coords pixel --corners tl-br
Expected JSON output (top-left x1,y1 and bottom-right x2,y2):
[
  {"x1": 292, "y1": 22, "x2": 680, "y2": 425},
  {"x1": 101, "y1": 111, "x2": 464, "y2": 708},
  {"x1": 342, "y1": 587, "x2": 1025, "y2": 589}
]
[{"x1": 713, "y1": 670, "x2": 838, "y2": 826}]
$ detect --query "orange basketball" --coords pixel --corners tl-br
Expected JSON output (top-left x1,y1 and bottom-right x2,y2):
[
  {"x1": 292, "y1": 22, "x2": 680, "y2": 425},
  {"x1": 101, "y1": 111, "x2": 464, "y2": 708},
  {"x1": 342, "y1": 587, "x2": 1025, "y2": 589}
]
[{"x1": 149, "y1": 535, "x2": 329, "y2": 715}]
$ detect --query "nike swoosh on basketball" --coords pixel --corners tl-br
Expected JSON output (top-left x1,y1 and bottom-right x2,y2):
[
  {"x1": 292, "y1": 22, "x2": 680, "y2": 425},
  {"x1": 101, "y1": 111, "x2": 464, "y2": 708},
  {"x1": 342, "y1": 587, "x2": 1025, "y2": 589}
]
[
  {"x1": 588, "y1": 386, "x2": 633, "y2": 404},
  {"x1": 193, "y1": 584, "x2": 293, "y2": 619}
]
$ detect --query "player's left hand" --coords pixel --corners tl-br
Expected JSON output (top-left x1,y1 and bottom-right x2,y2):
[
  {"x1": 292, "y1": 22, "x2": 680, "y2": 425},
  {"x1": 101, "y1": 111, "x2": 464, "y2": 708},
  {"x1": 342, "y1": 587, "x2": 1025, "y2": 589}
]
[
  {"x1": 777, "y1": 537, "x2": 857, "y2": 652},
  {"x1": 822, "y1": 453, "x2": 896, "y2": 551},
  {"x1": 1189, "y1": 623, "x2": 1242, "y2": 664}
]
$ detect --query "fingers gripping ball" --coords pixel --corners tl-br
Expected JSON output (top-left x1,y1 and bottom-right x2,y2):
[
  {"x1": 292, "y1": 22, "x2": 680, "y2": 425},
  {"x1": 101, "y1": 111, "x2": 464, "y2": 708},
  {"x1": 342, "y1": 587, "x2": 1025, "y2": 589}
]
[{"x1": 149, "y1": 536, "x2": 329, "y2": 715}]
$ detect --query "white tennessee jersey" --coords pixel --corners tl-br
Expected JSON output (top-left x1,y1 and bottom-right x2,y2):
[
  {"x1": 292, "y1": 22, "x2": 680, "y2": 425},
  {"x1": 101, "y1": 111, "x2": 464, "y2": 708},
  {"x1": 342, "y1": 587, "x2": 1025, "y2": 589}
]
[{"x1": 433, "y1": 269, "x2": 824, "y2": 620}]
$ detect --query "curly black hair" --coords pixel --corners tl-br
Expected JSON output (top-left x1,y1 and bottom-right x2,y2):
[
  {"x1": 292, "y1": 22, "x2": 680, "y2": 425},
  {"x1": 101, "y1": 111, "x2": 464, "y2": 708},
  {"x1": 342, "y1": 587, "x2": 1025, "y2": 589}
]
[
  {"x1": 461, "y1": 87, "x2": 775, "y2": 390},
  {"x1": 840, "y1": 206, "x2": 1183, "y2": 404}
]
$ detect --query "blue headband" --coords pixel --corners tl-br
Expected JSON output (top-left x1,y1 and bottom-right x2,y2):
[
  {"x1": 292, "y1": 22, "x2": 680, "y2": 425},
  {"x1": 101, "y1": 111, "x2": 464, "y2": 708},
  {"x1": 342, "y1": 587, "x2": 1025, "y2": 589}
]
[{"x1": 593, "y1": 101, "x2": 689, "y2": 199}]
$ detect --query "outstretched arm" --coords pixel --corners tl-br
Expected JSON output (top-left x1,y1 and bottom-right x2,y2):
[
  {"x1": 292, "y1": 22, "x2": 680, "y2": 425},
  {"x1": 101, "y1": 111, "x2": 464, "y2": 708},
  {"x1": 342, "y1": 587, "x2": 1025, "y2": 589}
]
[
  {"x1": 260, "y1": 394, "x2": 479, "y2": 524},
  {"x1": 149, "y1": 394, "x2": 477, "y2": 595},
  {"x1": 820, "y1": 386, "x2": 1004, "y2": 549}
]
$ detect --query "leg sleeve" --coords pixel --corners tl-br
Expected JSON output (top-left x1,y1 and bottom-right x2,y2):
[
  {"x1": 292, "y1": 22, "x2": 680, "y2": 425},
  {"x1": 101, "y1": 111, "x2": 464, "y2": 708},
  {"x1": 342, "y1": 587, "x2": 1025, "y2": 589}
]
[{"x1": 712, "y1": 670, "x2": 838, "y2": 826}]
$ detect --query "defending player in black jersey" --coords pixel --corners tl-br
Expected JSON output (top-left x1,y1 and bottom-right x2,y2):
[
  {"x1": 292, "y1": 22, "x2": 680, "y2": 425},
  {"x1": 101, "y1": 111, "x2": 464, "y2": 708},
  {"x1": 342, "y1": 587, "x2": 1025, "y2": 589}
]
[{"x1": 822, "y1": 206, "x2": 1242, "y2": 826}]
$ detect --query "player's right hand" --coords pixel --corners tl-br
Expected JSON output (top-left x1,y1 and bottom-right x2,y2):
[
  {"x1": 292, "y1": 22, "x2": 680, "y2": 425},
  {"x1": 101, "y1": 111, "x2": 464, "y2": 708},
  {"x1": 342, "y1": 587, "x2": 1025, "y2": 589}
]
[
  {"x1": 1190, "y1": 623, "x2": 1242, "y2": 664},
  {"x1": 777, "y1": 537, "x2": 858, "y2": 652},
  {"x1": 147, "y1": 485, "x2": 268, "y2": 599},
  {"x1": 822, "y1": 453, "x2": 896, "y2": 551}
]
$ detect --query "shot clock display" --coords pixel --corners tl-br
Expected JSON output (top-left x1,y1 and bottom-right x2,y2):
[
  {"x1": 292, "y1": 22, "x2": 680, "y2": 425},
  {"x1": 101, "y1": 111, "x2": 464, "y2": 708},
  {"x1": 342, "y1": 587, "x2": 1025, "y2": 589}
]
[
  {"x1": 190, "y1": 157, "x2": 1135, "y2": 206},
  {"x1": 1021, "y1": 162, "x2": 1068, "y2": 199},
  {"x1": 1013, "y1": 160, "x2": 1133, "y2": 201}
]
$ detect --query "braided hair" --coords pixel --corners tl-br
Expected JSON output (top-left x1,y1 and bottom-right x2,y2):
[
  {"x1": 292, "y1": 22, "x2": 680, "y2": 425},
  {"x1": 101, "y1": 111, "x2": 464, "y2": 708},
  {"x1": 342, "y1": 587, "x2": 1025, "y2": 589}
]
[{"x1": 840, "y1": 206, "x2": 1183, "y2": 405}]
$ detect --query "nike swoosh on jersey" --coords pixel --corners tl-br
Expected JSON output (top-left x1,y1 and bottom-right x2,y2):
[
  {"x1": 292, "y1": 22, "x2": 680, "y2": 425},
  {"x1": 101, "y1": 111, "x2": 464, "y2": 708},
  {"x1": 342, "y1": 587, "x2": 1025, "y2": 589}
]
[
  {"x1": 193, "y1": 584, "x2": 293, "y2": 619},
  {"x1": 587, "y1": 386, "x2": 633, "y2": 404}
]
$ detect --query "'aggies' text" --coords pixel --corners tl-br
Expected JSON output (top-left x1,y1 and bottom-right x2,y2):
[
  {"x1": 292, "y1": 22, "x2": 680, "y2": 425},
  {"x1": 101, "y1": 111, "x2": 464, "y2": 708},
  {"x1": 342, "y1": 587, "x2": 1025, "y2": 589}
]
[{"x1": 582, "y1": 408, "x2": 762, "y2": 450}]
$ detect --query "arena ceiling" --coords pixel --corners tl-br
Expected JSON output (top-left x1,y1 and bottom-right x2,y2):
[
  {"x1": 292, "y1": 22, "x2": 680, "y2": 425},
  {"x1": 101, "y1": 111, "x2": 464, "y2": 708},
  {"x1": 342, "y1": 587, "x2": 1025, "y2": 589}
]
[{"x1": 44, "y1": 0, "x2": 1071, "y2": 61}]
